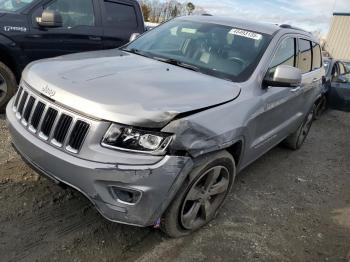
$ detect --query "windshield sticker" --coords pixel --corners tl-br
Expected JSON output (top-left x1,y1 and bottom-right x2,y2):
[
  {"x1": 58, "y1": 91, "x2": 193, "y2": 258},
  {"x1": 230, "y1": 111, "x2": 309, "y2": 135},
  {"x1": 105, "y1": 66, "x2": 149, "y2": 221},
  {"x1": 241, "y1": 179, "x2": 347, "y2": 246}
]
[
  {"x1": 229, "y1": 28, "x2": 262, "y2": 40},
  {"x1": 3, "y1": 26, "x2": 27, "y2": 32},
  {"x1": 181, "y1": 28, "x2": 197, "y2": 34}
]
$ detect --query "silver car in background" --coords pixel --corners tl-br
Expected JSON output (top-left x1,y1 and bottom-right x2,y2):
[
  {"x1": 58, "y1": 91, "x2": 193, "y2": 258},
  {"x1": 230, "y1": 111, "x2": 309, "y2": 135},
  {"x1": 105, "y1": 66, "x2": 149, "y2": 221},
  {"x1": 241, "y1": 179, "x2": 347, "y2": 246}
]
[{"x1": 6, "y1": 16, "x2": 323, "y2": 237}]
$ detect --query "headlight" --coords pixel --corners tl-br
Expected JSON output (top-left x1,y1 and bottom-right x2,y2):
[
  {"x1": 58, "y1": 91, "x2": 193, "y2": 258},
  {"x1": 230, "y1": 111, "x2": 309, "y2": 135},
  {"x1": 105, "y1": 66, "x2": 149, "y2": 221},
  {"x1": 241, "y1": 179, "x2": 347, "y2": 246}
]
[{"x1": 101, "y1": 124, "x2": 173, "y2": 155}]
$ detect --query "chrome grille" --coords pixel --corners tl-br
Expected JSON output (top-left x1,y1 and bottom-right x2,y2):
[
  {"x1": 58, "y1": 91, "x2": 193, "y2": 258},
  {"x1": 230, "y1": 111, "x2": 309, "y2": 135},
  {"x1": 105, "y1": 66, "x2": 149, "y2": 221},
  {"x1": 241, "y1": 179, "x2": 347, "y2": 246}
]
[
  {"x1": 13, "y1": 86, "x2": 23, "y2": 108},
  {"x1": 52, "y1": 114, "x2": 73, "y2": 146},
  {"x1": 17, "y1": 91, "x2": 28, "y2": 116},
  {"x1": 23, "y1": 96, "x2": 35, "y2": 123},
  {"x1": 13, "y1": 83, "x2": 90, "y2": 154}
]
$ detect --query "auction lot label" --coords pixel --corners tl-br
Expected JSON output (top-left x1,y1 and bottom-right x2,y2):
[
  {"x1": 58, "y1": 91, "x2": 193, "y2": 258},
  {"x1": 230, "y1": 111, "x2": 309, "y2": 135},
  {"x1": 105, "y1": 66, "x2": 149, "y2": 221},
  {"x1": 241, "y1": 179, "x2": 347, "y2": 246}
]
[{"x1": 229, "y1": 28, "x2": 262, "y2": 40}]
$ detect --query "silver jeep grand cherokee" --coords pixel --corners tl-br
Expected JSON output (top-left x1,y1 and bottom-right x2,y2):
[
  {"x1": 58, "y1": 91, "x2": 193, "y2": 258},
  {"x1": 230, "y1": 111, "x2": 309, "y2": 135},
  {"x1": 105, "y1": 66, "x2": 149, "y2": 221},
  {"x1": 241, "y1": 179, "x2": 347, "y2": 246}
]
[{"x1": 6, "y1": 16, "x2": 323, "y2": 237}]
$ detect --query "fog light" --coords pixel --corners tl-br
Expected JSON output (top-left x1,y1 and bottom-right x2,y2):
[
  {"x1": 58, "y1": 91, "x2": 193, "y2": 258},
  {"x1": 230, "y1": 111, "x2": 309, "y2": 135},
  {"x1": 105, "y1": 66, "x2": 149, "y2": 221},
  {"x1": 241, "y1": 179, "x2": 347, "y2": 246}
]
[{"x1": 110, "y1": 187, "x2": 141, "y2": 205}]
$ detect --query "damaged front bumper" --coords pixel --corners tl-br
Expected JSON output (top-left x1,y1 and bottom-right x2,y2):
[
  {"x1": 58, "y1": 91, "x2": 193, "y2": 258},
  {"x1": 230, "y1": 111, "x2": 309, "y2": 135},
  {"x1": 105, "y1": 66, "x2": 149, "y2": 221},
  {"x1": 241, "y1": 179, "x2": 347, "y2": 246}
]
[{"x1": 6, "y1": 102, "x2": 193, "y2": 227}]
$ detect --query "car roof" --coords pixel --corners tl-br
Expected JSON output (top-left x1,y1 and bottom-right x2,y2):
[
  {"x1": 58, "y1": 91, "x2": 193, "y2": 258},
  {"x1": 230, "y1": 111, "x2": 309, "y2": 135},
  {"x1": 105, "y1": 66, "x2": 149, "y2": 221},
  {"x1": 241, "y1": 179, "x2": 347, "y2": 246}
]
[{"x1": 177, "y1": 15, "x2": 313, "y2": 38}]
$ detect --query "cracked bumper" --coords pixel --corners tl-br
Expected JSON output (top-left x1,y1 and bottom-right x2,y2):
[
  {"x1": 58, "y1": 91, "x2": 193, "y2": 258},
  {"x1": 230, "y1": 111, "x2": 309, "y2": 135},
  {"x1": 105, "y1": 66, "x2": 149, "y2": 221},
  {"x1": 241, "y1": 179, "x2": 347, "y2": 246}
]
[{"x1": 6, "y1": 102, "x2": 193, "y2": 227}]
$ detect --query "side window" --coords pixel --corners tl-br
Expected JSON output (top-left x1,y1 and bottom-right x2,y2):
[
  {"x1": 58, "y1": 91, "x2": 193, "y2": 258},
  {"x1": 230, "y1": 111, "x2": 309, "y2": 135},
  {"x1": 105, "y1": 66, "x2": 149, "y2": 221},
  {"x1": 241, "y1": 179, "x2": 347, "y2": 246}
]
[
  {"x1": 331, "y1": 63, "x2": 338, "y2": 80},
  {"x1": 103, "y1": 1, "x2": 138, "y2": 29},
  {"x1": 46, "y1": 0, "x2": 95, "y2": 28},
  {"x1": 339, "y1": 62, "x2": 346, "y2": 75},
  {"x1": 298, "y1": 39, "x2": 312, "y2": 74},
  {"x1": 312, "y1": 42, "x2": 322, "y2": 70},
  {"x1": 266, "y1": 37, "x2": 296, "y2": 79}
]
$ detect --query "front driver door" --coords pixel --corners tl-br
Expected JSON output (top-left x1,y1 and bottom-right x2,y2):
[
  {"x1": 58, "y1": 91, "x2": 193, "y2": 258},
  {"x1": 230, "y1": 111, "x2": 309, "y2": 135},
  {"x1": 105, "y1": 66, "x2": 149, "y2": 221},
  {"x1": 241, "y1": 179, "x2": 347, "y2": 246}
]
[
  {"x1": 328, "y1": 68, "x2": 350, "y2": 112},
  {"x1": 22, "y1": 0, "x2": 103, "y2": 62},
  {"x1": 245, "y1": 36, "x2": 305, "y2": 163}
]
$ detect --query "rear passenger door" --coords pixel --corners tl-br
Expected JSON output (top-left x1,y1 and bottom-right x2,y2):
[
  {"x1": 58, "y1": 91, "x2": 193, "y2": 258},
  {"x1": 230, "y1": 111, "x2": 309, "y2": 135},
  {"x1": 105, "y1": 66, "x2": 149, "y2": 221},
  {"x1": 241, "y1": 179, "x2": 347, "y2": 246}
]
[
  {"x1": 297, "y1": 38, "x2": 323, "y2": 114},
  {"x1": 101, "y1": 0, "x2": 144, "y2": 49}
]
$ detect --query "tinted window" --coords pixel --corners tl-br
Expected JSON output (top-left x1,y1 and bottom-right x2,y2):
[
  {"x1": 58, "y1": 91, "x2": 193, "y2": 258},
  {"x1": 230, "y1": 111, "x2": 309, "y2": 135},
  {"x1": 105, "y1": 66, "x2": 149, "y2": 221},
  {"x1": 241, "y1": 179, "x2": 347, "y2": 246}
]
[
  {"x1": 266, "y1": 37, "x2": 296, "y2": 79},
  {"x1": 125, "y1": 20, "x2": 272, "y2": 82},
  {"x1": 0, "y1": 0, "x2": 35, "y2": 12},
  {"x1": 338, "y1": 72, "x2": 350, "y2": 83},
  {"x1": 103, "y1": 1, "x2": 137, "y2": 28},
  {"x1": 339, "y1": 62, "x2": 346, "y2": 75},
  {"x1": 298, "y1": 39, "x2": 312, "y2": 73},
  {"x1": 312, "y1": 42, "x2": 321, "y2": 70},
  {"x1": 344, "y1": 62, "x2": 350, "y2": 72},
  {"x1": 46, "y1": 0, "x2": 95, "y2": 28}
]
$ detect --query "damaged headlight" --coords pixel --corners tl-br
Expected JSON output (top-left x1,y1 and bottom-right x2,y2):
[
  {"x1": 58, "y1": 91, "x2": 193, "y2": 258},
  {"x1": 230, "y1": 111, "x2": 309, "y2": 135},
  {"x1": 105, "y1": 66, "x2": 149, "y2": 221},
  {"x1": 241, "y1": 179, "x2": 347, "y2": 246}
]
[{"x1": 102, "y1": 124, "x2": 173, "y2": 155}]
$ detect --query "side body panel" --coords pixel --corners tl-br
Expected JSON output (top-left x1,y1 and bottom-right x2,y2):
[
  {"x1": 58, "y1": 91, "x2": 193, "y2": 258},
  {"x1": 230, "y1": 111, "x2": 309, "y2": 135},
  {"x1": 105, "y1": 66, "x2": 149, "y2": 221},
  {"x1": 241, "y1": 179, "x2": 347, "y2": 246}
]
[{"x1": 163, "y1": 31, "x2": 322, "y2": 172}]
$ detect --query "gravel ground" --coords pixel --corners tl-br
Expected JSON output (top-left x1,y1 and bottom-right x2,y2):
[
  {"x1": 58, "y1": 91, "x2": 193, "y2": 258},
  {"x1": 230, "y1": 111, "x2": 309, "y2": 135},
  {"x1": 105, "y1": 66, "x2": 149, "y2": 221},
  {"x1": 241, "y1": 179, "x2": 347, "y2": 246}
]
[{"x1": 0, "y1": 110, "x2": 349, "y2": 262}]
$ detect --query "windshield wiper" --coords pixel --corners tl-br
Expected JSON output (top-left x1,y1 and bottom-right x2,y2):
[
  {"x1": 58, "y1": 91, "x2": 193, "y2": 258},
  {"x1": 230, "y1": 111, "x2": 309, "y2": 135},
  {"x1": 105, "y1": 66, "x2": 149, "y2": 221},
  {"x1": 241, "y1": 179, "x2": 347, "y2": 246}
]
[
  {"x1": 122, "y1": 48, "x2": 152, "y2": 58},
  {"x1": 153, "y1": 57, "x2": 200, "y2": 72}
]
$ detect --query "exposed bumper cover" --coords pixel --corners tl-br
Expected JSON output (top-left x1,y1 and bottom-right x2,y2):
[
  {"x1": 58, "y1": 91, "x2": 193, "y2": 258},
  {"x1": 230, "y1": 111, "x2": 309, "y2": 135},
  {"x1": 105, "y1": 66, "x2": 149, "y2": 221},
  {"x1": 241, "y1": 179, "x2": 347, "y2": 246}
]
[{"x1": 6, "y1": 101, "x2": 193, "y2": 227}]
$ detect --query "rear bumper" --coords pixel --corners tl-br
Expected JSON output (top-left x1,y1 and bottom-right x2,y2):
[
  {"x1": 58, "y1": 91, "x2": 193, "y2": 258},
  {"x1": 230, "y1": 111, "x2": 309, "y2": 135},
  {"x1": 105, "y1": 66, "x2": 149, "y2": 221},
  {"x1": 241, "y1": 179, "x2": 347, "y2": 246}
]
[{"x1": 6, "y1": 100, "x2": 193, "y2": 227}]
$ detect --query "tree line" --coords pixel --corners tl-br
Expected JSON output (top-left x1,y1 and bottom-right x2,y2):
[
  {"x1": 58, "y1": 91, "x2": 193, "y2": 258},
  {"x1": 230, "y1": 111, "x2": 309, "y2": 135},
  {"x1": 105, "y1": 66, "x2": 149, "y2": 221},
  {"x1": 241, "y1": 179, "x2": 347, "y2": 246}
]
[{"x1": 139, "y1": 0, "x2": 205, "y2": 23}]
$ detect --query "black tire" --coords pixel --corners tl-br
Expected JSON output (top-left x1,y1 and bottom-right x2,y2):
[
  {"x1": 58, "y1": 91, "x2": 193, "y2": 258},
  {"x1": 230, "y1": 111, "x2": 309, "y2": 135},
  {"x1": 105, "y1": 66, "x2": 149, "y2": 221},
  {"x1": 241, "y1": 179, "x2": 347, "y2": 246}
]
[
  {"x1": 284, "y1": 105, "x2": 315, "y2": 150},
  {"x1": 161, "y1": 150, "x2": 236, "y2": 238},
  {"x1": 314, "y1": 95, "x2": 327, "y2": 120},
  {"x1": 0, "y1": 61, "x2": 17, "y2": 113}
]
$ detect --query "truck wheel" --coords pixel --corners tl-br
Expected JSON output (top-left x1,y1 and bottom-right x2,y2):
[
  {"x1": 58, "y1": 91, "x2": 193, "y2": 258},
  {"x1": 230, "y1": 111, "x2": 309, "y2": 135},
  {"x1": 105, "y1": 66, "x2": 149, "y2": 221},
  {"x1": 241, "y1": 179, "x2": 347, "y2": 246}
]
[
  {"x1": 0, "y1": 62, "x2": 17, "y2": 112},
  {"x1": 284, "y1": 105, "x2": 315, "y2": 150},
  {"x1": 161, "y1": 150, "x2": 236, "y2": 238}
]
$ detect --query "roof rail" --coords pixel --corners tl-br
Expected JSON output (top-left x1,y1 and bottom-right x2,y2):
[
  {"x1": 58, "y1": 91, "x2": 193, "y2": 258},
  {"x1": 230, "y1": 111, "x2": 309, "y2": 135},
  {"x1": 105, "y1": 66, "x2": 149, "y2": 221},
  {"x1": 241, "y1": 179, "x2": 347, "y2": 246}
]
[{"x1": 279, "y1": 24, "x2": 310, "y2": 33}]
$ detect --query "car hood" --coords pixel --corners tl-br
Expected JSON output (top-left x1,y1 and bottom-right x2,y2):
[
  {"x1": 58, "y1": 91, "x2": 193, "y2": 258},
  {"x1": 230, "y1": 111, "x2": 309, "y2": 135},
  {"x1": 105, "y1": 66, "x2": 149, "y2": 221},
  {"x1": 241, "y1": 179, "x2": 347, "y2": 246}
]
[{"x1": 23, "y1": 50, "x2": 241, "y2": 128}]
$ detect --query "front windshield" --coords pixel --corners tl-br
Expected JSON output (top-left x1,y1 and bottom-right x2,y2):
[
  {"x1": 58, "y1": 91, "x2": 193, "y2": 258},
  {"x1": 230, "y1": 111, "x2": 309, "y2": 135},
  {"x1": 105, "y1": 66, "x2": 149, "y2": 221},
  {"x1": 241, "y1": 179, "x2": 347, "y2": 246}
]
[
  {"x1": 0, "y1": 0, "x2": 34, "y2": 12},
  {"x1": 125, "y1": 19, "x2": 271, "y2": 82}
]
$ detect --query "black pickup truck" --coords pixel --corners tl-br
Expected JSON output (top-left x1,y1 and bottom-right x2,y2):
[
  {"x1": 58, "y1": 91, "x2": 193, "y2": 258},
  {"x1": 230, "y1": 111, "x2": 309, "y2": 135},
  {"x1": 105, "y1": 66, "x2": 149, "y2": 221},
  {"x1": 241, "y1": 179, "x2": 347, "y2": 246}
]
[{"x1": 0, "y1": 0, "x2": 145, "y2": 110}]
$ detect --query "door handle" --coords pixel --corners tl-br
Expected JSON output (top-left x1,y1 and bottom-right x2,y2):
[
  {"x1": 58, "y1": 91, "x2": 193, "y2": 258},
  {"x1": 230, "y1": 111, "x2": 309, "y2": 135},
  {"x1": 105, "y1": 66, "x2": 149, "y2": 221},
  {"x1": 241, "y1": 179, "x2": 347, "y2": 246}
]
[
  {"x1": 312, "y1": 78, "x2": 319, "y2": 83},
  {"x1": 291, "y1": 86, "x2": 301, "y2": 92},
  {"x1": 89, "y1": 36, "x2": 101, "y2": 41}
]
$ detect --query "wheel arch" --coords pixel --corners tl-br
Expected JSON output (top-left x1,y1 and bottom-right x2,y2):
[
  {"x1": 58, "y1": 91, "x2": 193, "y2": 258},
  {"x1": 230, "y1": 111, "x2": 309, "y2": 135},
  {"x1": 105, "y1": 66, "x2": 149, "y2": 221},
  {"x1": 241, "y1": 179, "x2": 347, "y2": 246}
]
[
  {"x1": 225, "y1": 140, "x2": 244, "y2": 168},
  {"x1": 0, "y1": 44, "x2": 21, "y2": 82}
]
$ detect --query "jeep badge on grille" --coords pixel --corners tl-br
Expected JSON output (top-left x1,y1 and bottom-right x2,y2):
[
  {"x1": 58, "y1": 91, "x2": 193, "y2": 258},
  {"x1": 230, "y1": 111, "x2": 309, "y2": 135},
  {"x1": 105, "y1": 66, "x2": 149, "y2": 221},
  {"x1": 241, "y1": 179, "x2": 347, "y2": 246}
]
[{"x1": 41, "y1": 85, "x2": 56, "y2": 98}]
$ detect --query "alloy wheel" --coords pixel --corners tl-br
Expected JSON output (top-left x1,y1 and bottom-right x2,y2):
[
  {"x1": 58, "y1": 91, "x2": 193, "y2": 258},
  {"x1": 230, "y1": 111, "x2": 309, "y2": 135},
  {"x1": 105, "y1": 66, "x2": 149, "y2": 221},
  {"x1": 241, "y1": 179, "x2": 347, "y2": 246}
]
[{"x1": 180, "y1": 166, "x2": 230, "y2": 230}]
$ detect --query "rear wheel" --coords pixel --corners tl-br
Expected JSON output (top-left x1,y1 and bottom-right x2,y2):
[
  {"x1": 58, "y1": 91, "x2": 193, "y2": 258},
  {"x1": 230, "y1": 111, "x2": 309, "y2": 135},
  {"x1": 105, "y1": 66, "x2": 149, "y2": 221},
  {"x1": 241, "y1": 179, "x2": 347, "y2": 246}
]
[
  {"x1": 0, "y1": 62, "x2": 17, "y2": 112},
  {"x1": 161, "y1": 150, "x2": 236, "y2": 238},
  {"x1": 284, "y1": 105, "x2": 315, "y2": 150},
  {"x1": 314, "y1": 95, "x2": 327, "y2": 120}
]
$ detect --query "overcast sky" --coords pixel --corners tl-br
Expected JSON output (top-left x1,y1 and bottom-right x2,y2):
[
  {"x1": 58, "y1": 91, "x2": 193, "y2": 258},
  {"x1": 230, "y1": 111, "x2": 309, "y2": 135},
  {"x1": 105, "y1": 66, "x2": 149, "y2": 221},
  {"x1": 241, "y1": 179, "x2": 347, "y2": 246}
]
[{"x1": 188, "y1": 0, "x2": 350, "y2": 37}]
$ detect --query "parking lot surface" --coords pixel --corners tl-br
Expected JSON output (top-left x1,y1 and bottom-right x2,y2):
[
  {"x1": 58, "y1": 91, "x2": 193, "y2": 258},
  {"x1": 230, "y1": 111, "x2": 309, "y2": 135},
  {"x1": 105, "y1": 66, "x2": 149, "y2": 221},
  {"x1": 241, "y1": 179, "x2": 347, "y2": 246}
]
[{"x1": 0, "y1": 110, "x2": 349, "y2": 262}]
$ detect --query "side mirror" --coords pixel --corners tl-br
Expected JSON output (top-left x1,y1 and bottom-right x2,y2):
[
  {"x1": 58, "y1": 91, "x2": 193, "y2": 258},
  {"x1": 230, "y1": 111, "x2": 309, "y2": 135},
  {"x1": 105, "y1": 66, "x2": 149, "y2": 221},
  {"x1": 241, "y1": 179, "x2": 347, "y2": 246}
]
[
  {"x1": 37, "y1": 10, "x2": 63, "y2": 28},
  {"x1": 264, "y1": 65, "x2": 302, "y2": 88},
  {"x1": 129, "y1": 33, "x2": 140, "y2": 42}
]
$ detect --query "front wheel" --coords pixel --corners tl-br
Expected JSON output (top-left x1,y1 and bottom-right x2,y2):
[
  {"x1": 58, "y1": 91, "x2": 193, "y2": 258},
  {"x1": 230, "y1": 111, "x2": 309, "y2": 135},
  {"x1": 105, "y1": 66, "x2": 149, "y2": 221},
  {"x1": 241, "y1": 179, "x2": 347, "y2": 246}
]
[
  {"x1": 0, "y1": 62, "x2": 17, "y2": 112},
  {"x1": 161, "y1": 150, "x2": 236, "y2": 238}
]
